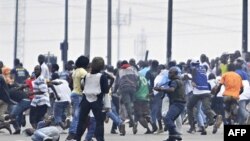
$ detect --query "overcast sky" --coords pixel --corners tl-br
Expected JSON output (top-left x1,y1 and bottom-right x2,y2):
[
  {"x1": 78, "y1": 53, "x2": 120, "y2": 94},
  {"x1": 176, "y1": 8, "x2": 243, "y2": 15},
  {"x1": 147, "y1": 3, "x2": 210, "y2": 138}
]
[{"x1": 0, "y1": 0, "x2": 245, "y2": 72}]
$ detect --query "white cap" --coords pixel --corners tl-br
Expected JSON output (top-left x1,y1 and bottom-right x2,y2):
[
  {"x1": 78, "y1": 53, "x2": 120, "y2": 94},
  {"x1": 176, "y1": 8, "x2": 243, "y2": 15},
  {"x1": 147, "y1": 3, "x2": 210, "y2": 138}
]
[{"x1": 190, "y1": 59, "x2": 199, "y2": 64}]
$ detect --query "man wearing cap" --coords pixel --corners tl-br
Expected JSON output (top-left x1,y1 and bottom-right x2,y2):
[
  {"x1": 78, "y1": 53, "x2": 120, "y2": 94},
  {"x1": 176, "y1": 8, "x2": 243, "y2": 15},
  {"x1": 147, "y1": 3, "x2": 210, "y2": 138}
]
[{"x1": 187, "y1": 59, "x2": 217, "y2": 135}]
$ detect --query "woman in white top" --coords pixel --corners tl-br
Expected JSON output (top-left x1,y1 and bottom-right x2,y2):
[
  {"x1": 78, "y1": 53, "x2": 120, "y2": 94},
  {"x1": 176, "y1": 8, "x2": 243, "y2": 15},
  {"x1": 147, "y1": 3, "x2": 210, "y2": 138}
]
[{"x1": 75, "y1": 57, "x2": 109, "y2": 141}]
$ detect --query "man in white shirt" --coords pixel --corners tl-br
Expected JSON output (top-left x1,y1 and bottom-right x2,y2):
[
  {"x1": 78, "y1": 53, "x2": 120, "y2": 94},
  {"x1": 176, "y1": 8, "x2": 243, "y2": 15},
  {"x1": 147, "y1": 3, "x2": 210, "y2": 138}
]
[
  {"x1": 38, "y1": 54, "x2": 50, "y2": 80},
  {"x1": 52, "y1": 76, "x2": 71, "y2": 130}
]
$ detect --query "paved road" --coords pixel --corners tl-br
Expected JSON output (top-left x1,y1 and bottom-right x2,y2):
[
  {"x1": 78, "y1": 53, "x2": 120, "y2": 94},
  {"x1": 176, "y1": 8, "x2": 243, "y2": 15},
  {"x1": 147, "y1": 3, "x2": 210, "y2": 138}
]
[{"x1": 0, "y1": 121, "x2": 223, "y2": 141}]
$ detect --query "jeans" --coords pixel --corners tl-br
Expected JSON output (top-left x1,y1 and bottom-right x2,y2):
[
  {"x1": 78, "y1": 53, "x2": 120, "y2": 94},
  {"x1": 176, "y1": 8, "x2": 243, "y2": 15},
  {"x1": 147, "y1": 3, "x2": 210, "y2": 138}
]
[
  {"x1": 85, "y1": 117, "x2": 96, "y2": 141},
  {"x1": 119, "y1": 88, "x2": 136, "y2": 125},
  {"x1": 165, "y1": 102, "x2": 185, "y2": 135},
  {"x1": 53, "y1": 101, "x2": 69, "y2": 124},
  {"x1": 110, "y1": 100, "x2": 119, "y2": 131},
  {"x1": 238, "y1": 99, "x2": 250, "y2": 124},
  {"x1": 187, "y1": 94, "x2": 216, "y2": 126},
  {"x1": 107, "y1": 102, "x2": 123, "y2": 126},
  {"x1": 31, "y1": 126, "x2": 60, "y2": 141},
  {"x1": 0, "y1": 100, "x2": 8, "y2": 121},
  {"x1": 150, "y1": 93, "x2": 163, "y2": 125},
  {"x1": 196, "y1": 101, "x2": 206, "y2": 127},
  {"x1": 10, "y1": 99, "x2": 30, "y2": 129},
  {"x1": 68, "y1": 93, "x2": 82, "y2": 134}
]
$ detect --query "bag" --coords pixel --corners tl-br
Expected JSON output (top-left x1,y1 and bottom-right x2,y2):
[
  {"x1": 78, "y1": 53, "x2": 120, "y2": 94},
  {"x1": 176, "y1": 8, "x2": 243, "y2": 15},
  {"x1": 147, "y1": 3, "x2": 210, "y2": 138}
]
[{"x1": 103, "y1": 90, "x2": 111, "y2": 109}]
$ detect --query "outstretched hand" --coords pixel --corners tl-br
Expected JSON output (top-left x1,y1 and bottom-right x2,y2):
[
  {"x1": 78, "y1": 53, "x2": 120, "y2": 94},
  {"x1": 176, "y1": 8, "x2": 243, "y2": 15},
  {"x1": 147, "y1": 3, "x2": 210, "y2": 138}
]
[{"x1": 154, "y1": 87, "x2": 162, "y2": 92}]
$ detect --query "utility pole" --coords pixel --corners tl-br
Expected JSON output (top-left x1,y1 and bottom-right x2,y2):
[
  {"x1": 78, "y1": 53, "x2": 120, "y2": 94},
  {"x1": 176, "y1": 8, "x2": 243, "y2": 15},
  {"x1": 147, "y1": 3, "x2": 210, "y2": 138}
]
[
  {"x1": 14, "y1": 0, "x2": 26, "y2": 66},
  {"x1": 145, "y1": 50, "x2": 149, "y2": 61},
  {"x1": 14, "y1": 0, "x2": 19, "y2": 66},
  {"x1": 117, "y1": 0, "x2": 121, "y2": 61},
  {"x1": 134, "y1": 29, "x2": 147, "y2": 61},
  {"x1": 167, "y1": 0, "x2": 173, "y2": 64},
  {"x1": 107, "y1": 0, "x2": 112, "y2": 65},
  {"x1": 60, "y1": 0, "x2": 69, "y2": 70},
  {"x1": 84, "y1": 0, "x2": 92, "y2": 58},
  {"x1": 242, "y1": 0, "x2": 248, "y2": 55},
  {"x1": 115, "y1": 0, "x2": 131, "y2": 61}
]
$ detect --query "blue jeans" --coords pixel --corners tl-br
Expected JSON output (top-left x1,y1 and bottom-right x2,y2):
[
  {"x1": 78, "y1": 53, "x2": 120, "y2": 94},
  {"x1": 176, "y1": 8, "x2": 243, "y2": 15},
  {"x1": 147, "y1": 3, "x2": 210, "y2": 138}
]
[
  {"x1": 106, "y1": 109, "x2": 123, "y2": 126},
  {"x1": 31, "y1": 126, "x2": 60, "y2": 141},
  {"x1": 110, "y1": 101, "x2": 119, "y2": 130},
  {"x1": 150, "y1": 93, "x2": 163, "y2": 125},
  {"x1": 53, "y1": 101, "x2": 69, "y2": 124},
  {"x1": 85, "y1": 117, "x2": 96, "y2": 141},
  {"x1": 10, "y1": 99, "x2": 31, "y2": 129},
  {"x1": 196, "y1": 101, "x2": 206, "y2": 127},
  {"x1": 238, "y1": 99, "x2": 250, "y2": 124},
  {"x1": 165, "y1": 102, "x2": 185, "y2": 135},
  {"x1": 68, "y1": 93, "x2": 82, "y2": 134}
]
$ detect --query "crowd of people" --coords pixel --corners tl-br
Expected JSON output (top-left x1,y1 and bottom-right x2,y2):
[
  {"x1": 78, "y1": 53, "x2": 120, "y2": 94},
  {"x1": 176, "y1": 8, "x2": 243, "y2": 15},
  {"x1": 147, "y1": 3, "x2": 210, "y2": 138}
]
[{"x1": 0, "y1": 50, "x2": 250, "y2": 141}]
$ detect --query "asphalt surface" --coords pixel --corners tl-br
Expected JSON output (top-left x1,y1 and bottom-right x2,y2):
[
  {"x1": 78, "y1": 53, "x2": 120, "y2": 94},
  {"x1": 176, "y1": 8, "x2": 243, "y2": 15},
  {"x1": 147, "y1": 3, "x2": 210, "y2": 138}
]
[{"x1": 0, "y1": 120, "x2": 224, "y2": 141}]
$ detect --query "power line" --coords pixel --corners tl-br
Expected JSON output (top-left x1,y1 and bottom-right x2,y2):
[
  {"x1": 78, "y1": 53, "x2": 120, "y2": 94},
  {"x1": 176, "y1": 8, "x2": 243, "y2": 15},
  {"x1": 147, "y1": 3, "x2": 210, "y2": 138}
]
[{"x1": 174, "y1": 9, "x2": 241, "y2": 21}]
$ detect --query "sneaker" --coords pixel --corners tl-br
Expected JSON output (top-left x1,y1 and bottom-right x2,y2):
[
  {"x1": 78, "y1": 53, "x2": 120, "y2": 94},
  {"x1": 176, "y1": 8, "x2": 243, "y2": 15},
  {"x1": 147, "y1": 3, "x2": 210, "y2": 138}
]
[
  {"x1": 197, "y1": 127, "x2": 202, "y2": 132},
  {"x1": 0, "y1": 122, "x2": 12, "y2": 134},
  {"x1": 187, "y1": 126, "x2": 196, "y2": 134},
  {"x1": 13, "y1": 129, "x2": 21, "y2": 134},
  {"x1": 23, "y1": 128, "x2": 35, "y2": 136},
  {"x1": 200, "y1": 126, "x2": 207, "y2": 135},
  {"x1": 110, "y1": 129, "x2": 118, "y2": 134},
  {"x1": 212, "y1": 115, "x2": 223, "y2": 134},
  {"x1": 65, "y1": 119, "x2": 71, "y2": 129},
  {"x1": 168, "y1": 134, "x2": 182, "y2": 141},
  {"x1": 151, "y1": 125, "x2": 158, "y2": 133},
  {"x1": 129, "y1": 121, "x2": 134, "y2": 128},
  {"x1": 144, "y1": 130, "x2": 152, "y2": 134},
  {"x1": 65, "y1": 133, "x2": 76, "y2": 141},
  {"x1": 104, "y1": 116, "x2": 109, "y2": 123},
  {"x1": 21, "y1": 114, "x2": 26, "y2": 127},
  {"x1": 132, "y1": 122, "x2": 138, "y2": 134},
  {"x1": 156, "y1": 129, "x2": 164, "y2": 134},
  {"x1": 119, "y1": 123, "x2": 126, "y2": 136},
  {"x1": 170, "y1": 128, "x2": 182, "y2": 136},
  {"x1": 164, "y1": 126, "x2": 168, "y2": 132}
]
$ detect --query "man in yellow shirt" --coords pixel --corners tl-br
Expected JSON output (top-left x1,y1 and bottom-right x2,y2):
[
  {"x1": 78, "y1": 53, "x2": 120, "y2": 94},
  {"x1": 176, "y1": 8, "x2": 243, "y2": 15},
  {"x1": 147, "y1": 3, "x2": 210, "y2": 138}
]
[{"x1": 66, "y1": 56, "x2": 89, "y2": 141}]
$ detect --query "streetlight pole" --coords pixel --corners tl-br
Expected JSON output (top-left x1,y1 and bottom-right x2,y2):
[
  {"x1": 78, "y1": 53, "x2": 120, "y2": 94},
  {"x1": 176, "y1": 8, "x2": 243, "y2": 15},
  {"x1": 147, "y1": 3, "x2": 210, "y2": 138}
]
[
  {"x1": 14, "y1": 0, "x2": 19, "y2": 66},
  {"x1": 242, "y1": 0, "x2": 248, "y2": 55},
  {"x1": 107, "y1": 0, "x2": 112, "y2": 65},
  {"x1": 60, "y1": 0, "x2": 68, "y2": 70},
  {"x1": 117, "y1": 0, "x2": 121, "y2": 61},
  {"x1": 84, "y1": 0, "x2": 92, "y2": 58},
  {"x1": 167, "y1": 0, "x2": 173, "y2": 64}
]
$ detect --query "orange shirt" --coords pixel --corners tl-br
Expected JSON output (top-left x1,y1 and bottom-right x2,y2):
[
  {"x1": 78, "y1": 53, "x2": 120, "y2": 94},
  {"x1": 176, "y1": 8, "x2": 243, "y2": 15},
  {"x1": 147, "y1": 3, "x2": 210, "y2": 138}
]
[{"x1": 220, "y1": 72, "x2": 243, "y2": 99}]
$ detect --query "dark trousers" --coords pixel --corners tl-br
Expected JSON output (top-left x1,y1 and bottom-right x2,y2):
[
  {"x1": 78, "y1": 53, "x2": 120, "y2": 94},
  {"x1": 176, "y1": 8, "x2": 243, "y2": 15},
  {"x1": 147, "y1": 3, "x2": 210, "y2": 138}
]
[
  {"x1": 76, "y1": 95, "x2": 105, "y2": 141},
  {"x1": 165, "y1": 102, "x2": 185, "y2": 134},
  {"x1": 29, "y1": 105, "x2": 48, "y2": 128},
  {"x1": 187, "y1": 94, "x2": 216, "y2": 126}
]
